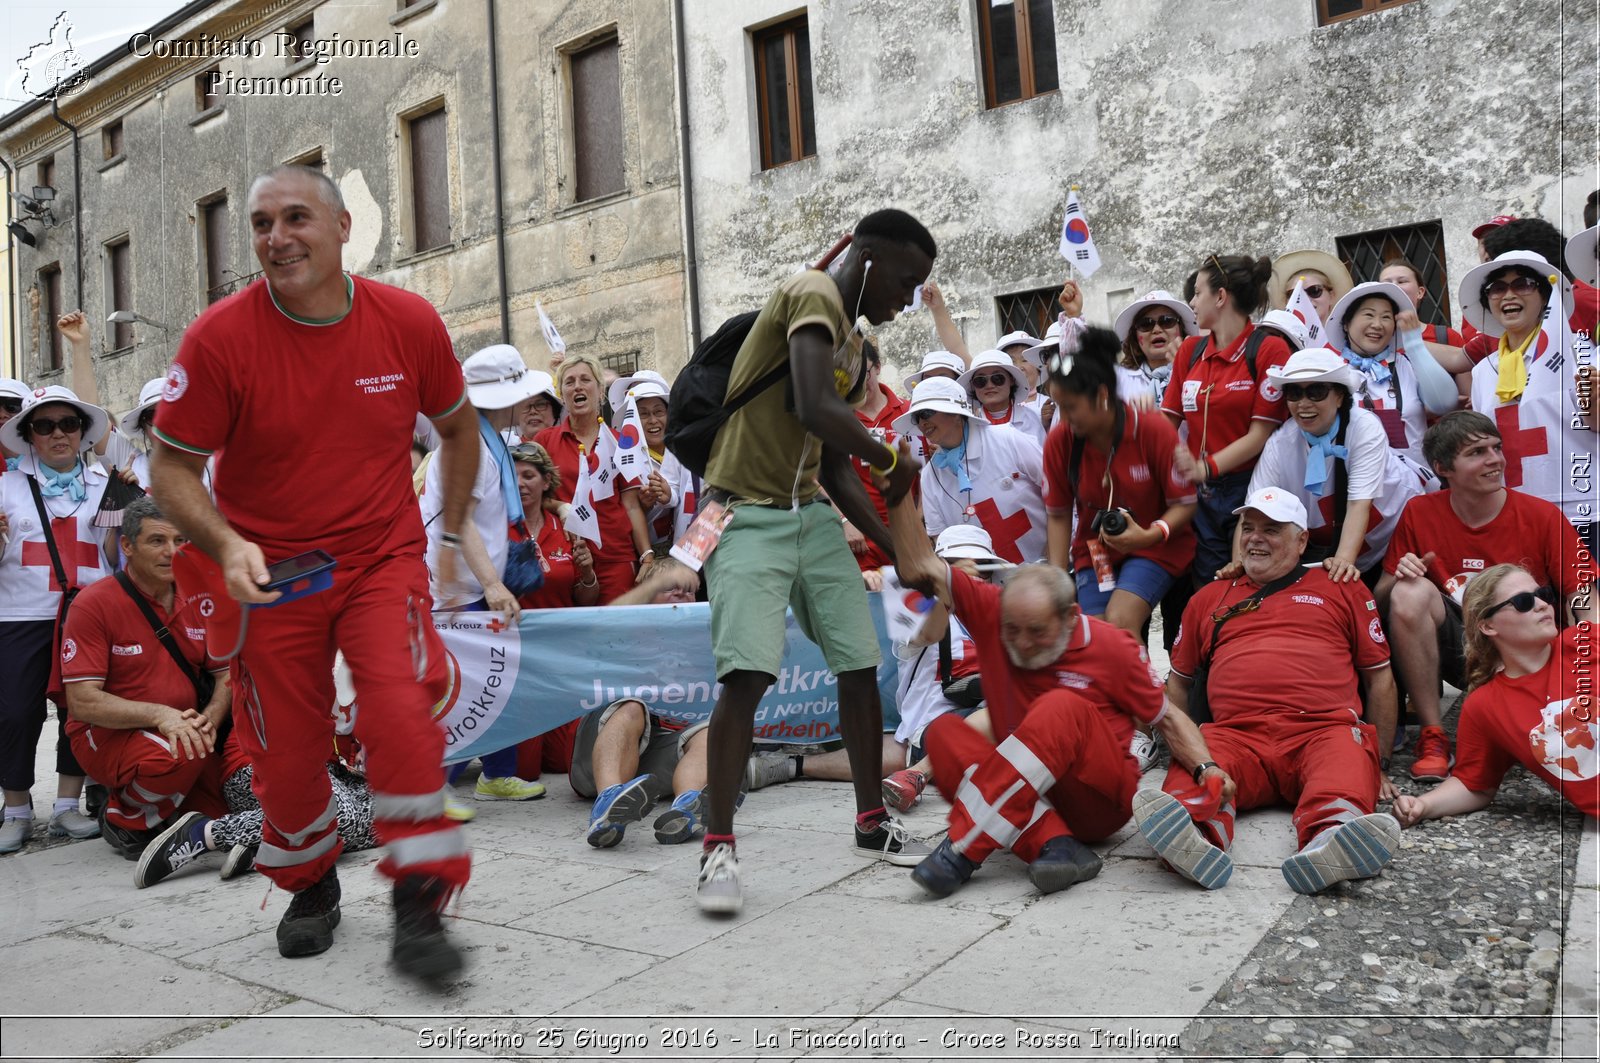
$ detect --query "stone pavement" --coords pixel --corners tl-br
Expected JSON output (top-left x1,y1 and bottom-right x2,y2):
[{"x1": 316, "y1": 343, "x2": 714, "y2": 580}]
[{"x1": 1, "y1": 730, "x2": 1596, "y2": 1062}]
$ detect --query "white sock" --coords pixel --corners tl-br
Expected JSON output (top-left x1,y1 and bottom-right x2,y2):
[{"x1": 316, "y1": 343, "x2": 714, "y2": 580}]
[
  {"x1": 3, "y1": 806, "x2": 33, "y2": 821},
  {"x1": 53, "y1": 798, "x2": 79, "y2": 816}
]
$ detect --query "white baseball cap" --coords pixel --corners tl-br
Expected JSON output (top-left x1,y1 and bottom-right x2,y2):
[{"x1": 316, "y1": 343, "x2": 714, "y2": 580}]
[
  {"x1": 935, "y1": 524, "x2": 1004, "y2": 563},
  {"x1": 463, "y1": 344, "x2": 541, "y2": 410},
  {"x1": 1233, "y1": 485, "x2": 1308, "y2": 528}
]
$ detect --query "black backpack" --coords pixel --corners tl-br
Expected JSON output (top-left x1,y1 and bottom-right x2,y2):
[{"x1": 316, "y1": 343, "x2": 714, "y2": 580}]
[{"x1": 666, "y1": 310, "x2": 788, "y2": 477}]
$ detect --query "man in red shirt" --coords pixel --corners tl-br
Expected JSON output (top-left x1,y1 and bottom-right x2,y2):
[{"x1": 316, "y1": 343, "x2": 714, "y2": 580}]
[
  {"x1": 1380, "y1": 411, "x2": 1594, "y2": 782},
  {"x1": 63, "y1": 498, "x2": 231, "y2": 858},
  {"x1": 843, "y1": 342, "x2": 908, "y2": 577},
  {"x1": 151, "y1": 165, "x2": 480, "y2": 980},
  {"x1": 888, "y1": 482, "x2": 1198, "y2": 899},
  {"x1": 1134, "y1": 487, "x2": 1402, "y2": 895}
]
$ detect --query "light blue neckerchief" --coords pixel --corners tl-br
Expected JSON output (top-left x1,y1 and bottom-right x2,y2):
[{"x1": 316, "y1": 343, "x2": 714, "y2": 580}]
[
  {"x1": 1300, "y1": 415, "x2": 1347, "y2": 495},
  {"x1": 37, "y1": 459, "x2": 86, "y2": 502},
  {"x1": 477, "y1": 413, "x2": 525, "y2": 525},
  {"x1": 930, "y1": 424, "x2": 974, "y2": 494},
  {"x1": 1342, "y1": 344, "x2": 1394, "y2": 388}
]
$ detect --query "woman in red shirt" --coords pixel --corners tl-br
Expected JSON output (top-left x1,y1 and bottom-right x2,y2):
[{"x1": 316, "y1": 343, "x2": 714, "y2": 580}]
[{"x1": 1394, "y1": 563, "x2": 1598, "y2": 825}]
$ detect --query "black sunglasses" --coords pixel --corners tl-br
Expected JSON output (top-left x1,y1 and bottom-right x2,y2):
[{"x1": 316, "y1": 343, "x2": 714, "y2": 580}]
[
  {"x1": 1282, "y1": 383, "x2": 1335, "y2": 403},
  {"x1": 26, "y1": 415, "x2": 85, "y2": 436},
  {"x1": 1135, "y1": 314, "x2": 1182, "y2": 333},
  {"x1": 0, "y1": 398, "x2": 21, "y2": 414},
  {"x1": 971, "y1": 373, "x2": 1013, "y2": 389},
  {"x1": 1482, "y1": 584, "x2": 1557, "y2": 620},
  {"x1": 1294, "y1": 284, "x2": 1332, "y2": 300},
  {"x1": 911, "y1": 409, "x2": 939, "y2": 424}
]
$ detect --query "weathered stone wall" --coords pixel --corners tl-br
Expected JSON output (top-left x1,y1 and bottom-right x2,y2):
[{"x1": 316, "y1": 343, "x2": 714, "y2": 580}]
[{"x1": 682, "y1": 0, "x2": 1598, "y2": 386}]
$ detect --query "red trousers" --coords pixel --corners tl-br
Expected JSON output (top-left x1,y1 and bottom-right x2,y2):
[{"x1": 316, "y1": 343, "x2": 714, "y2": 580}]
[
  {"x1": 232, "y1": 556, "x2": 469, "y2": 893},
  {"x1": 67, "y1": 722, "x2": 228, "y2": 830},
  {"x1": 1158, "y1": 713, "x2": 1381, "y2": 850},
  {"x1": 515, "y1": 717, "x2": 580, "y2": 780},
  {"x1": 925, "y1": 690, "x2": 1138, "y2": 864}
]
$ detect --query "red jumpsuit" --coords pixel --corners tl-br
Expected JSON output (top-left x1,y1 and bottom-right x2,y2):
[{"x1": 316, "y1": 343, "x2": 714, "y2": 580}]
[{"x1": 154, "y1": 276, "x2": 470, "y2": 894}]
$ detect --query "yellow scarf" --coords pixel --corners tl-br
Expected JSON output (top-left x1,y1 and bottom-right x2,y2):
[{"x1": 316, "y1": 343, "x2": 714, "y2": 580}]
[{"x1": 1494, "y1": 327, "x2": 1540, "y2": 404}]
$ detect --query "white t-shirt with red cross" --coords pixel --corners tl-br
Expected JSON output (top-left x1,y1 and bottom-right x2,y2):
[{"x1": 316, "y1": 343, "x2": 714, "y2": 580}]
[
  {"x1": 0, "y1": 453, "x2": 113, "y2": 621},
  {"x1": 921, "y1": 423, "x2": 1047, "y2": 564},
  {"x1": 891, "y1": 613, "x2": 978, "y2": 747}
]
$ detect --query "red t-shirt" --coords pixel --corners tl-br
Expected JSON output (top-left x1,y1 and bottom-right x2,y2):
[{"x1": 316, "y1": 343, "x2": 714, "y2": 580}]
[
  {"x1": 1159, "y1": 323, "x2": 1291, "y2": 469},
  {"x1": 1170, "y1": 567, "x2": 1390, "y2": 725},
  {"x1": 1424, "y1": 323, "x2": 1466, "y2": 347},
  {"x1": 1383, "y1": 489, "x2": 1592, "y2": 600},
  {"x1": 61, "y1": 575, "x2": 224, "y2": 736},
  {"x1": 949, "y1": 568, "x2": 1164, "y2": 744},
  {"x1": 1042, "y1": 404, "x2": 1198, "y2": 577},
  {"x1": 154, "y1": 277, "x2": 465, "y2": 564},
  {"x1": 533, "y1": 424, "x2": 640, "y2": 563},
  {"x1": 1454, "y1": 628, "x2": 1599, "y2": 816},
  {"x1": 518, "y1": 514, "x2": 581, "y2": 610},
  {"x1": 852, "y1": 383, "x2": 908, "y2": 572}
]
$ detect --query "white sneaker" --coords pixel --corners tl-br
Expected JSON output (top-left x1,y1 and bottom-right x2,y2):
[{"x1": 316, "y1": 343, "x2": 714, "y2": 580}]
[
  {"x1": 1281, "y1": 813, "x2": 1401, "y2": 894},
  {"x1": 695, "y1": 843, "x2": 743, "y2": 914},
  {"x1": 1129, "y1": 730, "x2": 1160, "y2": 773},
  {"x1": 0, "y1": 815, "x2": 32, "y2": 854},
  {"x1": 745, "y1": 752, "x2": 796, "y2": 791}
]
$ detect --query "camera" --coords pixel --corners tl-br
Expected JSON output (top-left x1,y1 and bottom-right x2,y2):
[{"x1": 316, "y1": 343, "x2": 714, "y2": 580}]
[{"x1": 1089, "y1": 508, "x2": 1129, "y2": 537}]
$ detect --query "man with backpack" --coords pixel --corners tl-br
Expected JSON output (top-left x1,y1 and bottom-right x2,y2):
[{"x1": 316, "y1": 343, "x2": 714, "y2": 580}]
[{"x1": 689, "y1": 209, "x2": 933, "y2": 914}]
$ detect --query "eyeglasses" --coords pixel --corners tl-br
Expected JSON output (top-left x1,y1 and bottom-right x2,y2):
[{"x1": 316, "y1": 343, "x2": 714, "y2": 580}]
[
  {"x1": 1282, "y1": 383, "x2": 1335, "y2": 403},
  {"x1": 1484, "y1": 276, "x2": 1541, "y2": 300},
  {"x1": 971, "y1": 373, "x2": 1012, "y2": 389},
  {"x1": 0, "y1": 398, "x2": 21, "y2": 414},
  {"x1": 911, "y1": 409, "x2": 939, "y2": 424},
  {"x1": 26, "y1": 415, "x2": 84, "y2": 436},
  {"x1": 1135, "y1": 314, "x2": 1182, "y2": 333},
  {"x1": 1481, "y1": 584, "x2": 1557, "y2": 620}
]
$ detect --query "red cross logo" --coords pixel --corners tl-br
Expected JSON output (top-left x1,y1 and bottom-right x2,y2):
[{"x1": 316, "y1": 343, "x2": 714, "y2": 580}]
[
  {"x1": 20, "y1": 517, "x2": 101, "y2": 591},
  {"x1": 971, "y1": 497, "x2": 1034, "y2": 563},
  {"x1": 485, "y1": 616, "x2": 507, "y2": 634},
  {"x1": 1494, "y1": 404, "x2": 1549, "y2": 489}
]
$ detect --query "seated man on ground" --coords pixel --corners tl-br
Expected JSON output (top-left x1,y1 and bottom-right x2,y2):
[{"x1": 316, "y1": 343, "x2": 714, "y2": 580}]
[
  {"x1": 1133, "y1": 487, "x2": 1402, "y2": 895},
  {"x1": 61, "y1": 497, "x2": 232, "y2": 859},
  {"x1": 1379, "y1": 411, "x2": 1595, "y2": 783}
]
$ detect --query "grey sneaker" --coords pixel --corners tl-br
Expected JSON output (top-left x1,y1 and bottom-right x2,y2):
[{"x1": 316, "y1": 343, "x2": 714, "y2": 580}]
[
  {"x1": 220, "y1": 843, "x2": 258, "y2": 881},
  {"x1": 1133, "y1": 788, "x2": 1232, "y2": 890},
  {"x1": 695, "y1": 842, "x2": 742, "y2": 914},
  {"x1": 745, "y1": 752, "x2": 796, "y2": 791},
  {"x1": 0, "y1": 816, "x2": 32, "y2": 855},
  {"x1": 854, "y1": 816, "x2": 932, "y2": 867},
  {"x1": 48, "y1": 808, "x2": 102, "y2": 840},
  {"x1": 1281, "y1": 813, "x2": 1401, "y2": 895}
]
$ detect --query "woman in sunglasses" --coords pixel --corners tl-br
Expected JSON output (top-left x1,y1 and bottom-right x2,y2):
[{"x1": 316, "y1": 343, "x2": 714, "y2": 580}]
[
  {"x1": 1112, "y1": 291, "x2": 1195, "y2": 407},
  {"x1": 1245, "y1": 350, "x2": 1428, "y2": 589},
  {"x1": 1271, "y1": 249, "x2": 1352, "y2": 327},
  {"x1": 957, "y1": 350, "x2": 1047, "y2": 446},
  {"x1": 0, "y1": 377, "x2": 28, "y2": 470},
  {"x1": 0, "y1": 386, "x2": 118, "y2": 854},
  {"x1": 1394, "y1": 564, "x2": 1597, "y2": 826}
]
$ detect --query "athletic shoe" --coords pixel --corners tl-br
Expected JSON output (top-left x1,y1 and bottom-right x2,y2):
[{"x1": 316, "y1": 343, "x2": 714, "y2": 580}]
[
  {"x1": 473, "y1": 776, "x2": 547, "y2": 801},
  {"x1": 695, "y1": 842, "x2": 742, "y2": 914},
  {"x1": 220, "y1": 843, "x2": 258, "y2": 881},
  {"x1": 1410, "y1": 726, "x2": 1454, "y2": 782},
  {"x1": 48, "y1": 808, "x2": 101, "y2": 840},
  {"x1": 0, "y1": 816, "x2": 31, "y2": 855},
  {"x1": 881, "y1": 769, "x2": 927, "y2": 813},
  {"x1": 135, "y1": 812, "x2": 212, "y2": 888},
  {"x1": 586, "y1": 774, "x2": 654, "y2": 848},
  {"x1": 910, "y1": 838, "x2": 979, "y2": 898},
  {"x1": 98, "y1": 807, "x2": 158, "y2": 861},
  {"x1": 84, "y1": 782, "x2": 108, "y2": 820},
  {"x1": 392, "y1": 875, "x2": 465, "y2": 981},
  {"x1": 443, "y1": 793, "x2": 477, "y2": 822},
  {"x1": 1026, "y1": 834, "x2": 1104, "y2": 894},
  {"x1": 276, "y1": 866, "x2": 341, "y2": 958},
  {"x1": 1280, "y1": 813, "x2": 1402, "y2": 895},
  {"x1": 654, "y1": 789, "x2": 705, "y2": 845},
  {"x1": 745, "y1": 752, "x2": 796, "y2": 791},
  {"x1": 853, "y1": 816, "x2": 931, "y2": 866},
  {"x1": 1132, "y1": 788, "x2": 1233, "y2": 890},
  {"x1": 1129, "y1": 730, "x2": 1160, "y2": 773}
]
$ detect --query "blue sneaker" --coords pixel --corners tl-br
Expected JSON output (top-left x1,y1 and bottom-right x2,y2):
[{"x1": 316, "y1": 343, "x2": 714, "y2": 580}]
[
  {"x1": 911, "y1": 838, "x2": 979, "y2": 898},
  {"x1": 654, "y1": 789, "x2": 704, "y2": 845},
  {"x1": 586, "y1": 775, "x2": 654, "y2": 849}
]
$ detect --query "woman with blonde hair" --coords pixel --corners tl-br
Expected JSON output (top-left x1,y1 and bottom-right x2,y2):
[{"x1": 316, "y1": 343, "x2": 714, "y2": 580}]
[{"x1": 1394, "y1": 563, "x2": 1598, "y2": 826}]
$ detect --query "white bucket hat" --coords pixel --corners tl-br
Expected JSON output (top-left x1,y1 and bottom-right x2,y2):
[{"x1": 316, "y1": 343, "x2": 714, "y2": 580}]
[
  {"x1": 903, "y1": 350, "x2": 966, "y2": 389},
  {"x1": 117, "y1": 377, "x2": 166, "y2": 440},
  {"x1": 1113, "y1": 290, "x2": 1197, "y2": 342},
  {"x1": 1271, "y1": 249, "x2": 1354, "y2": 311},
  {"x1": 608, "y1": 369, "x2": 670, "y2": 415},
  {"x1": 1324, "y1": 281, "x2": 1415, "y2": 352},
  {"x1": 0, "y1": 385, "x2": 110, "y2": 453},
  {"x1": 1267, "y1": 348, "x2": 1357, "y2": 393},
  {"x1": 890, "y1": 377, "x2": 986, "y2": 436},
  {"x1": 1566, "y1": 224, "x2": 1598, "y2": 288},
  {"x1": 958, "y1": 350, "x2": 1028, "y2": 397},
  {"x1": 1257, "y1": 309, "x2": 1310, "y2": 351},
  {"x1": 0, "y1": 377, "x2": 29, "y2": 405},
  {"x1": 935, "y1": 524, "x2": 1003, "y2": 563},
  {"x1": 996, "y1": 330, "x2": 1044, "y2": 368},
  {"x1": 1233, "y1": 485, "x2": 1308, "y2": 529},
  {"x1": 463, "y1": 344, "x2": 540, "y2": 410},
  {"x1": 1458, "y1": 250, "x2": 1574, "y2": 338}
]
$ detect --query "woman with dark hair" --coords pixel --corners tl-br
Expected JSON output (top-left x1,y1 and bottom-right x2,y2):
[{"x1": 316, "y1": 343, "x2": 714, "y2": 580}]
[
  {"x1": 1394, "y1": 563, "x2": 1597, "y2": 826},
  {"x1": 958, "y1": 350, "x2": 1047, "y2": 445},
  {"x1": 1160, "y1": 254, "x2": 1292, "y2": 584},
  {"x1": 1111, "y1": 290, "x2": 1195, "y2": 407}
]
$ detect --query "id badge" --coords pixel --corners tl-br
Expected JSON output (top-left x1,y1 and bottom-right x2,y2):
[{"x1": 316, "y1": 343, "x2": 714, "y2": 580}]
[
  {"x1": 670, "y1": 500, "x2": 736, "y2": 572},
  {"x1": 1182, "y1": 380, "x2": 1201, "y2": 413}
]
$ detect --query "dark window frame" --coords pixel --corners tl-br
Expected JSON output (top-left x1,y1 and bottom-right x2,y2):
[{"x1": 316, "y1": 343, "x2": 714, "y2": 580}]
[
  {"x1": 405, "y1": 104, "x2": 451, "y2": 254},
  {"x1": 1335, "y1": 219, "x2": 1453, "y2": 328},
  {"x1": 1316, "y1": 0, "x2": 1420, "y2": 26},
  {"x1": 195, "y1": 67, "x2": 221, "y2": 112},
  {"x1": 102, "y1": 120, "x2": 124, "y2": 161},
  {"x1": 39, "y1": 264, "x2": 64, "y2": 371},
  {"x1": 37, "y1": 156, "x2": 55, "y2": 192},
  {"x1": 752, "y1": 15, "x2": 817, "y2": 171},
  {"x1": 568, "y1": 32, "x2": 626, "y2": 203},
  {"x1": 289, "y1": 147, "x2": 325, "y2": 172},
  {"x1": 200, "y1": 195, "x2": 232, "y2": 305},
  {"x1": 285, "y1": 17, "x2": 315, "y2": 63},
  {"x1": 106, "y1": 237, "x2": 134, "y2": 351},
  {"x1": 994, "y1": 284, "x2": 1064, "y2": 340},
  {"x1": 976, "y1": 0, "x2": 1060, "y2": 109}
]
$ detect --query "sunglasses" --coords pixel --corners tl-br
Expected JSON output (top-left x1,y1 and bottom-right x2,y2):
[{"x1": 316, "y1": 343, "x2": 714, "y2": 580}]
[
  {"x1": 1135, "y1": 314, "x2": 1182, "y2": 333},
  {"x1": 26, "y1": 415, "x2": 85, "y2": 436},
  {"x1": 1282, "y1": 383, "x2": 1335, "y2": 403},
  {"x1": 911, "y1": 409, "x2": 940, "y2": 424},
  {"x1": 1484, "y1": 276, "x2": 1541, "y2": 299},
  {"x1": 0, "y1": 398, "x2": 21, "y2": 415},
  {"x1": 971, "y1": 373, "x2": 1012, "y2": 389},
  {"x1": 1291, "y1": 284, "x2": 1332, "y2": 300},
  {"x1": 1481, "y1": 584, "x2": 1557, "y2": 620}
]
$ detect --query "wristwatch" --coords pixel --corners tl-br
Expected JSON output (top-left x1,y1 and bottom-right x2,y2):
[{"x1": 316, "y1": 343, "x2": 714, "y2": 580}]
[{"x1": 1191, "y1": 761, "x2": 1219, "y2": 784}]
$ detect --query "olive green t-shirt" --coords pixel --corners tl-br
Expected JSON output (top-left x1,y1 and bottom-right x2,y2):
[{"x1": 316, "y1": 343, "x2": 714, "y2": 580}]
[{"x1": 705, "y1": 270, "x2": 866, "y2": 504}]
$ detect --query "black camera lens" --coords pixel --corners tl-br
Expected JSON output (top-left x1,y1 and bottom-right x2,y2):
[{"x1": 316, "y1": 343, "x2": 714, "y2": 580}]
[{"x1": 1100, "y1": 509, "x2": 1128, "y2": 536}]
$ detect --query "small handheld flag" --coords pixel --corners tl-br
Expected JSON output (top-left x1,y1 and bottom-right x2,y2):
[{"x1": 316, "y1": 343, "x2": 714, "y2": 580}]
[
  {"x1": 878, "y1": 567, "x2": 941, "y2": 645},
  {"x1": 590, "y1": 423, "x2": 619, "y2": 501},
  {"x1": 613, "y1": 391, "x2": 652, "y2": 479},
  {"x1": 536, "y1": 302, "x2": 566, "y2": 356},
  {"x1": 1058, "y1": 188, "x2": 1102, "y2": 278},
  {"x1": 564, "y1": 444, "x2": 602, "y2": 547},
  {"x1": 1286, "y1": 278, "x2": 1328, "y2": 348}
]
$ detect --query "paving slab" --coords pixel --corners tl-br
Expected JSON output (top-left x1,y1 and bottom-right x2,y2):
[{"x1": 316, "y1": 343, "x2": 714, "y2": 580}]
[{"x1": 140, "y1": 998, "x2": 497, "y2": 1060}]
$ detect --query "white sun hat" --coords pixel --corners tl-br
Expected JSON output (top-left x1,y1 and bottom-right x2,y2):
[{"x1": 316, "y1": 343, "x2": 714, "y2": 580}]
[
  {"x1": 1267, "y1": 348, "x2": 1357, "y2": 393},
  {"x1": 890, "y1": 377, "x2": 986, "y2": 436},
  {"x1": 1565, "y1": 224, "x2": 1598, "y2": 288},
  {"x1": 463, "y1": 344, "x2": 542, "y2": 411},
  {"x1": 1257, "y1": 310, "x2": 1310, "y2": 351},
  {"x1": 1324, "y1": 281, "x2": 1415, "y2": 352},
  {"x1": 1457, "y1": 250, "x2": 1574, "y2": 338},
  {"x1": 0, "y1": 385, "x2": 110, "y2": 453},
  {"x1": 1113, "y1": 290, "x2": 1197, "y2": 342},
  {"x1": 958, "y1": 350, "x2": 1028, "y2": 397},
  {"x1": 117, "y1": 377, "x2": 166, "y2": 440},
  {"x1": 903, "y1": 350, "x2": 966, "y2": 390},
  {"x1": 608, "y1": 369, "x2": 670, "y2": 415},
  {"x1": 935, "y1": 524, "x2": 1004, "y2": 563}
]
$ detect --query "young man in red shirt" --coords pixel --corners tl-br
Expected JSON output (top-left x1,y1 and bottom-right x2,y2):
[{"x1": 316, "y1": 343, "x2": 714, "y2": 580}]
[
  {"x1": 151, "y1": 165, "x2": 481, "y2": 980},
  {"x1": 1134, "y1": 487, "x2": 1402, "y2": 895},
  {"x1": 1380, "y1": 411, "x2": 1595, "y2": 782}
]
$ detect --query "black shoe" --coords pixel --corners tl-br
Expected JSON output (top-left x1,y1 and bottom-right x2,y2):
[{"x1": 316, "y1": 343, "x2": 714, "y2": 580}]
[
  {"x1": 98, "y1": 806, "x2": 158, "y2": 861},
  {"x1": 1027, "y1": 835, "x2": 1103, "y2": 894},
  {"x1": 84, "y1": 783, "x2": 108, "y2": 820},
  {"x1": 220, "y1": 843, "x2": 258, "y2": 881},
  {"x1": 277, "y1": 867, "x2": 341, "y2": 958},
  {"x1": 911, "y1": 838, "x2": 980, "y2": 898},
  {"x1": 392, "y1": 875, "x2": 465, "y2": 982},
  {"x1": 134, "y1": 812, "x2": 212, "y2": 889}
]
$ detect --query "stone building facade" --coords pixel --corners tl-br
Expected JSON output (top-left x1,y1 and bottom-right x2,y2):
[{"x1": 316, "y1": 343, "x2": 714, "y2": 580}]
[{"x1": 0, "y1": 0, "x2": 691, "y2": 412}]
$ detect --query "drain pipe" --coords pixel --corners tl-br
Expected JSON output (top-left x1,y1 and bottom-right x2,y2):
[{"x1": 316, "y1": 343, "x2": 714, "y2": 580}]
[
  {"x1": 671, "y1": 0, "x2": 702, "y2": 350},
  {"x1": 0, "y1": 154, "x2": 16, "y2": 372},
  {"x1": 50, "y1": 96, "x2": 84, "y2": 313},
  {"x1": 485, "y1": 0, "x2": 510, "y2": 342}
]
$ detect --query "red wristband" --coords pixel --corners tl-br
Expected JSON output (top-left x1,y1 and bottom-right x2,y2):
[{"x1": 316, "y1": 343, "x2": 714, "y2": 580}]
[{"x1": 1204, "y1": 455, "x2": 1220, "y2": 479}]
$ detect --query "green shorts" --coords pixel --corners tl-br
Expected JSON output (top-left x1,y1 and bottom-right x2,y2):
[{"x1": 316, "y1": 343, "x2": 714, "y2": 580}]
[{"x1": 704, "y1": 500, "x2": 881, "y2": 681}]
